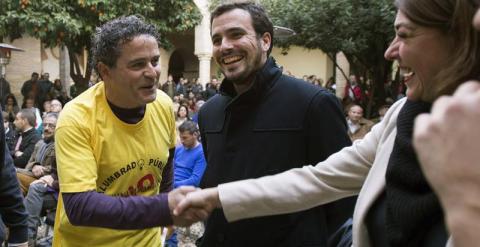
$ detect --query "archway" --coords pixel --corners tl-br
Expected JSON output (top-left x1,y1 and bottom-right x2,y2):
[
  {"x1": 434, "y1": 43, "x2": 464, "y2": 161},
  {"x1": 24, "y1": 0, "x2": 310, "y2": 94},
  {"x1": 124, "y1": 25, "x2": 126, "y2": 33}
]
[{"x1": 168, "y1": 50, "x2": 185, "y2": 83}]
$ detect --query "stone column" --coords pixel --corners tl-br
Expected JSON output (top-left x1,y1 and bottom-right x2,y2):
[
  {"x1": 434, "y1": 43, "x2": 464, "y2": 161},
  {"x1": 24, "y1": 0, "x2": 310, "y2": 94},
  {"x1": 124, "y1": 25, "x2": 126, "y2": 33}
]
[
  {"x1": 194, "y1": 0, "x2": 213, "y2": 88},
  {"x1": 197, "y1": 53, "x2": 212, "y2": 87}
]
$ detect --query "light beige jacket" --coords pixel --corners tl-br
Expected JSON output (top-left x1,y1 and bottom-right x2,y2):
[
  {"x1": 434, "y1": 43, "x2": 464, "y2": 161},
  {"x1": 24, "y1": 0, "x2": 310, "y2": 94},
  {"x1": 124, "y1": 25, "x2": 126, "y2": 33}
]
[{"x1": 218, "y1": 98, "x2": 452, "y2": 247}]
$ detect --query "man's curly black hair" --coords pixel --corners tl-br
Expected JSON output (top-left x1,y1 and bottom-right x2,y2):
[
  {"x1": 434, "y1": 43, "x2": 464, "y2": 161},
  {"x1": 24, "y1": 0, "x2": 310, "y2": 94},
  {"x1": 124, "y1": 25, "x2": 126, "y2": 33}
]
[{"x1": 91, "y1": 15, "x2": 160, "y2": 73}]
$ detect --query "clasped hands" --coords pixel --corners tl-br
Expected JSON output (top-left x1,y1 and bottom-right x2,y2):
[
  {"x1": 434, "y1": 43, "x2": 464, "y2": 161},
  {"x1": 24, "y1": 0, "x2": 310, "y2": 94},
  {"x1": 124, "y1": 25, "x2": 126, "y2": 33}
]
[{"x1": 167, "y1": 186, "x2": 220, "y2": 227}]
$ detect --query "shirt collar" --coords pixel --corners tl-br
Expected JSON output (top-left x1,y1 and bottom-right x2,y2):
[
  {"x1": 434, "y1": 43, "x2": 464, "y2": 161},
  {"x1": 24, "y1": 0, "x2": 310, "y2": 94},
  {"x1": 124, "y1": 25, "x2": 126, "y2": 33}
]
[{"x1": 219, "y1": 57, "x2": 281, "y2": 105}]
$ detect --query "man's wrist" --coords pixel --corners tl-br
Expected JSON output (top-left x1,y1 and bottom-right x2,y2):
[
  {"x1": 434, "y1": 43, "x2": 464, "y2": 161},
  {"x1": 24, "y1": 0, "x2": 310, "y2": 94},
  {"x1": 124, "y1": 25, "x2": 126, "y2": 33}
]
[{"x1": 160, "y1": 193, "x2": 174, "y2": 226}]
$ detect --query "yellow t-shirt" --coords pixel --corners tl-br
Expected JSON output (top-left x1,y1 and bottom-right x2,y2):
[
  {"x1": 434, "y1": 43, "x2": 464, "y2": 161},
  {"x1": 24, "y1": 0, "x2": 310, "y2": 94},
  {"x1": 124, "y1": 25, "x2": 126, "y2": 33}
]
[{"x1": 53, "y1": 82, "x2": 176, "y2": 247}]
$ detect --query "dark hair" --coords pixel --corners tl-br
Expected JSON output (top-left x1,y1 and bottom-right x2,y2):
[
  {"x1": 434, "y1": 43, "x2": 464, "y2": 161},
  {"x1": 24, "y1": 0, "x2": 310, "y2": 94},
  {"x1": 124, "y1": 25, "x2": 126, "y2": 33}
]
[
  {"x1": 21, "y1": 96, "x2": 37, "y2": 109},
  {"x1": 4, "y1": 94, "x2": 18, "y2": 107},
  {"x1": 349, "y1": 104, "x2": 364, "y2": 112},
  {"x1": 395, "y1": 0, "x2": 480, "y2": 101},
  {"x1": 178, "y1": 120, "x2": 199, "y2": 134},
  {"x1": 211, "y1": 2, "x2": 274, "y2": 55},
  {"x1": 31, "y1": 72, "x2": 39, "y2": 77},
  {"x1": 18, "y1": 108, "x2": 36, "y2": 127},
  {"x1": 177, "y1": 104, "x2": 190, "y2": 119},
  {"x1": 378, "y1": 104, "x2": 391, "y2": 111},
  {"x1": 91, "y1": 15, "x2": 160, "y2": 74}
]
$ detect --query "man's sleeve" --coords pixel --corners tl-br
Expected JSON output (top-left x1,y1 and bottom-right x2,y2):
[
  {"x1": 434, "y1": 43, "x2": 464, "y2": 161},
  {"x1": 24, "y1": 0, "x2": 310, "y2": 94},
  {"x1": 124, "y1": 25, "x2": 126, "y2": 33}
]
[
  {"x1": 160, "y1": 148, "x2": 174, "y2": 193},
  {"x1": 306, "y1": 92, "x2": 351, "y2": 162},
  {"x1": 14, "y1": 136, "x2": 39, "y2": 169},
  {"x1": 56, "y1": 124, "x2": 98, "y2": 193},
  {"x1": 62, "y1": 191, "x2": 173, "y2": 229},
  {"x1": 197, "y1": 109, "x2": 208, "y2": 163},
  {"x1": 159, "y1": 103, "x2": 177, "y2": 192},
  {"x1": 0, "y1": 143, "x2": 28, "y2": 244},
  {"x1": 24, "y1": 141, "x2": 40, "y2": 171}
]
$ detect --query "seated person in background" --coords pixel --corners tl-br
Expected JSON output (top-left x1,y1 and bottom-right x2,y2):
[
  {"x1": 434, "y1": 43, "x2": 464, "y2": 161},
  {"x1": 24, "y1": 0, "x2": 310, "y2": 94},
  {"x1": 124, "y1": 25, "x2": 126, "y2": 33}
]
[
  {"x1": 42, "y1": 100, "x2": 51, "y2": 117},
  {"x1": 12, "y1": 109, "x2": 41, "y2": 169},
  {"x1": 375, "y1": 104, "x2": 390, "y2": 123},
  {"x1": 346, "y1": 104, "x2": 374, "y2": 141},
  {"x1": 173, "y1": 121, "x2": 207, "y2": 188},
  {"x1": 176, "y1": 105, "x2": 190, "y2": 128},
  {"x1": 4, "y1": 94, "x2": 20, "y2": 122},
  {"x1": 3, "y1": 111, "x2": 16, "y2": 153},
  {"x1": 49, "y1": 99, "x2": 63, "y2": 113},
  {"x1": 16, "y1": 113, "x2": 58, "y2": 194},
  {"x1": 166, "y1": 120, "x2": 207, "y2": 247},
  {"x1": 191, "y1": 100, "x2": 205, "y2": 124},
  {"x1": 22, "y1": 97, "x2": 43, "y2": 134},
  {"x1": 23, "y1": 156, "x2": 59, "y2": 244}
]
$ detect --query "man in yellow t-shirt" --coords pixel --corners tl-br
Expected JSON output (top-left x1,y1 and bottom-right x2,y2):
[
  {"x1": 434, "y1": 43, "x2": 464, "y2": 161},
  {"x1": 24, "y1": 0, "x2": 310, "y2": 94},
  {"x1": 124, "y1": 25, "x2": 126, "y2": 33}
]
[{"x1": 53, "y1": 16, "x2": 206, "y2": 247}]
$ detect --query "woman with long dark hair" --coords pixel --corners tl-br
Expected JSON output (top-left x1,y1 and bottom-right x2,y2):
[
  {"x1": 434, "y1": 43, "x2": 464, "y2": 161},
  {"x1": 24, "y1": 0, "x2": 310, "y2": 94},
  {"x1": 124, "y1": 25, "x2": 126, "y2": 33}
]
[{"x1": 4, "y1": 94, "x2": 19, "y2": 122}]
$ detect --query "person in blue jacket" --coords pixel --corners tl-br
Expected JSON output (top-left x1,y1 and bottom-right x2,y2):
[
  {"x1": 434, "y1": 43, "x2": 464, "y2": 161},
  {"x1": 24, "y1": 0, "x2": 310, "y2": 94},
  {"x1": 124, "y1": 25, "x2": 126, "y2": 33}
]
[{"x1": 174, "y1": 121, "x2": 206, "y2": 188}]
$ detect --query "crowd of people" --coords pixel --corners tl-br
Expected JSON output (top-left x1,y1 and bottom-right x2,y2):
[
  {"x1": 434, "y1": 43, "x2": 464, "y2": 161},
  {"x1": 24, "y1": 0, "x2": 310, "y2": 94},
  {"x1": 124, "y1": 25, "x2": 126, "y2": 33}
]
[
  {"x1": 0, "y1": 98, "x2": 63, "y2": 246},
  {"x1": 1, "y1": 0, "x2": 480, "y2": 247}
]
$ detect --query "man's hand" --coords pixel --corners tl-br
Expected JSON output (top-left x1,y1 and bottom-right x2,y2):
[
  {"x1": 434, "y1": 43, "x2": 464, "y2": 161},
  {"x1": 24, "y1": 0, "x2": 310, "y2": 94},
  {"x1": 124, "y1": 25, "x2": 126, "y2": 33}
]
[
  {"x1": 32, "y1": 165, "x2": 45, "y2": 177},
  {"x1": 39, "y1": 175, "x2": 54, "y2": 187},
  {"x1": 168, "y1": 186, "x2": 210, "y2": 227},
  {"x1": 30, "y1": 175, "x2": 54, "y2": 187},
  {"x1": 30, "y1": 179, "x2": 46, "y2": 186},
  {"x1": 414, "y1": 81, "x2": 480, "y2": 247},
  {"x1": 174, "y1": 187, "x2": 221, "y2": 217}
]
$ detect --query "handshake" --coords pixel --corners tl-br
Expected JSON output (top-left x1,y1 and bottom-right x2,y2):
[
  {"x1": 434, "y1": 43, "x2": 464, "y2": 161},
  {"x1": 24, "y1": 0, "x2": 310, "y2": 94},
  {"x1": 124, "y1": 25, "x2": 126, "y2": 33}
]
[{"x1": 167, "y1": 186, "x2": 221, "y2": 227}]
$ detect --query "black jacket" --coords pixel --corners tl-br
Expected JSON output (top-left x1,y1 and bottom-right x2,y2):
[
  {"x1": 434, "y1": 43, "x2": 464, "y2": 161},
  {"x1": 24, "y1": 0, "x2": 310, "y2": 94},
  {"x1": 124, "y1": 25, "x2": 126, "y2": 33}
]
[
  {"x1": 198, "y1": 58, "x2": 355, "y2": 247},
  {"x1": 13, "y1": 128, "x2": 41, "y2": 168}
]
